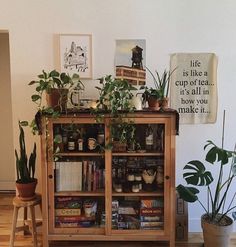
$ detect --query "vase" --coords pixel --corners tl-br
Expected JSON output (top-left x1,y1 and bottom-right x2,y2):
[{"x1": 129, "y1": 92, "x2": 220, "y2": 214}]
[
  {"x1": 147, "y1": 97, "x2": 160, "y2": 110},
  {"x1": 158, "y1": 97, "x2": 169, "y2": 109},
  {"x1": 16, "y1": 179, "x2": 37, "y2": 201},
  {"x1": 201, "y1": 214, "x2": 233, "y2": 247},
  {"x1": 46, "y1": 88, "x2": 68, "y2": 112}
]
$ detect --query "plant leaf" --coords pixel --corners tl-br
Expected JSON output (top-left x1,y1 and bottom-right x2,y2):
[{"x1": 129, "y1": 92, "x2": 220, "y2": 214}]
[
  {"x1": 31, "y1": 94, "x2": 41, "y2": 102},
  {"x1": 183, "y1": 160, "x2": 213, "y2": 186},
  {"x1": 205, "y1": 140, "x2": 232, "y2": 165},
  {"x1": 176, "y1": 184, "x2": 199, "y2": 203}
]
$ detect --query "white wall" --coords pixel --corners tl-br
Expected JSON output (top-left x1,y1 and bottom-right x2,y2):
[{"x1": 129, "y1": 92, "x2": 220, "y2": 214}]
[{"x1": 1, "y1": 0, "x2": 236, "y2": 232}]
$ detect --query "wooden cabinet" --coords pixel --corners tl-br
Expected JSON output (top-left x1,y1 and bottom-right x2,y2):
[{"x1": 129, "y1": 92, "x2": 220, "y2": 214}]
[{"x1": 40, "y1": 111, "x2": 178, "y2": 247}]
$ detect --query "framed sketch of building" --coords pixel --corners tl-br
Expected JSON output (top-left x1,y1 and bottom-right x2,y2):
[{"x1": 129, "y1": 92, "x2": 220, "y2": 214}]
[{"x1": 59, "y1": 34, "x2": 92, "y2": 78}]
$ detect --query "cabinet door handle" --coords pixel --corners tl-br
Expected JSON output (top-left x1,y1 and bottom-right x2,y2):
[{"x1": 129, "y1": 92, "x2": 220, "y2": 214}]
[
  {"x1": 48, "y1": 174, "x2": 53, "y2": 179},
  {"x1": 165, "y1": 175, "x2": 170, "y2": 180}
]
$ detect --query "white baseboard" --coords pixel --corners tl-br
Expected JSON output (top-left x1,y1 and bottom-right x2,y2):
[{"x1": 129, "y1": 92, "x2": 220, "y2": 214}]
[{"x1": 0, "y1": 181, "x2": 15, "y2": 191}]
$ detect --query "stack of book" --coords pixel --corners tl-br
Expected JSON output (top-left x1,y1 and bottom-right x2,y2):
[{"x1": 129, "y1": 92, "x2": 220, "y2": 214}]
[
  {"x1": 140, "y1": 198, "x2": 164, "y2": 230},
  {"x1": 82, "y1": 160, "x2": 105, "y2": 191},
  {"x1": 117, "y1": 200, "x2": 140, "y2": 230},
  {"x1": 55, "y1": 197, "x2": 96, "y2": 228},
  {"x1": 111, "y1": 200, "x2": 119, "y2": 229}
]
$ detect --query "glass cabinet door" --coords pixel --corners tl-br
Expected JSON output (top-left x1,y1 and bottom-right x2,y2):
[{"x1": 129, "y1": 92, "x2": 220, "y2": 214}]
[{"x1": 110, "y1": 122, "x2": 167, "y2": 232}]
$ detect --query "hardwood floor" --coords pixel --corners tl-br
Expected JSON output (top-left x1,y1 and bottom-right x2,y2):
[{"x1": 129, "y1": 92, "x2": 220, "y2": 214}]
[{"x1": 0, "y1": 193, "x2": 235, "y2": 247}]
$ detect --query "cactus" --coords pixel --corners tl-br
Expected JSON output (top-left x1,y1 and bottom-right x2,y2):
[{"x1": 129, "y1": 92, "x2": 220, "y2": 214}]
[{"x1": 15, "y1": 121, "x2": 37, "y2": 183}]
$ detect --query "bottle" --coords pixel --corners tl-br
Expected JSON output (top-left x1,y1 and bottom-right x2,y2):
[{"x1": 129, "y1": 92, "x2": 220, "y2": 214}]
[
  {"x1": 54, "y1": 126, "x2": 63, "y2": 152},
  {"x1": 145, "y1": 124, "x2": 154, "y2": 151},
  {"x1": 67, "y1": 131, "x2": 76, "y2": 151},
  {"x1": 87, "y1": 125, "x2": 97, "y2": 151},
  {"x1": 97, "y1": 124, "x2": 105, "y2": 146},
  {"x1": 62, "y1": 129, "x2": 68, "y2": 151},
  {"x1": 77, "y1": 127, "x2": 84, "y2": 151}
]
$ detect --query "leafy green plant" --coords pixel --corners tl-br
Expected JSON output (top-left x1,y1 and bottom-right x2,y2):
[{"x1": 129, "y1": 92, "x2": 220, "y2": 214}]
[
  {"x1": 95, "y1": 75, "x2": 137, "y2": 116},
  {"x1": 15, "y1": 121, "x2": 37, "y2": 183},
  {"x1": 111, "y1": 121, "x2": 136, "y2": 144},
  {"x1": 28, "y1": 69, "x2": 84, "y2": 134},
  {"x1": 29, "y1": 69, "x2": 84, "y2": 108},
  {"x1": 94, "y1": 75, "x2": 137, "y2": 148},
  {"x1": 177, "y1": 140, "x2": 236, "y2": 224},
  {"x1": 141, "y1": 67, "x2": 176, "y2": 101}
]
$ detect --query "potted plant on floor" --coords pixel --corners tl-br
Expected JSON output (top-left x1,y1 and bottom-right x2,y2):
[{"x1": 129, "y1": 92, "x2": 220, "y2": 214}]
[
  {"x1": 29, "y1": 69, "x2": 84, "y2": 134},
  {"x1": 176, "y1": 114, "x2": 236, "y2": 247},
  {"x1": 15, "y1": 121, "x2": 37, "y2": 200},
  {"x1": 141, "y1": 67, "x2": 176, "y2": 110}
]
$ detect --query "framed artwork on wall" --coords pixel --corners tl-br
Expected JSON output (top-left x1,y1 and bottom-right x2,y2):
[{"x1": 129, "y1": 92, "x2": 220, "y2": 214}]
[{"x1": 59, "y1": 34, "x2": 92, "y2": 78}]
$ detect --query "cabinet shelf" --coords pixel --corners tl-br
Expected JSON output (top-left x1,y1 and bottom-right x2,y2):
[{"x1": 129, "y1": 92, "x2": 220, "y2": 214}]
[
  {"x1": 55, "y1": 190, "x2": 105, "y2": 197},
  {"x1": 112, "y1": 152, "x2": 164, "y2": 156},
  {"x1": 56, "y1": 152, "x2": 104, "y2": 157},
  {"x1": 112, "y1": 190, "x2": 164, "y2": 197},
  {"x1": 54, "y1": 227, "x2": 105, "y2": 235},
  {"x1": 111, "y1": 229, "x2": 164, "y2": 234}
]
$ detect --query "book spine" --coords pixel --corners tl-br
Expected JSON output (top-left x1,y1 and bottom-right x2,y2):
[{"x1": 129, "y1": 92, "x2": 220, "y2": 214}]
[{"x1": 55, "y1": 208, "x2": 81, "y2": 216}]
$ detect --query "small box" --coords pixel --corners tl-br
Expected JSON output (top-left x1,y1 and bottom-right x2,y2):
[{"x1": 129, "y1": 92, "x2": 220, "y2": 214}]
[{"x1": 175, "y1": 193, "x2": 188, "y2": 241}]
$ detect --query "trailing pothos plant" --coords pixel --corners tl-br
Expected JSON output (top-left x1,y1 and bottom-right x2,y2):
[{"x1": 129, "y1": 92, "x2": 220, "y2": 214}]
[
  {"x1": 93, "y1": 75, "x2": 137, "y2": 149},
  {"x1": 177, "y1": 140, "x2": 236, "y2": 225},
  {"x1": 29, "y1": 69, "x2": 84, "y2": 134}
]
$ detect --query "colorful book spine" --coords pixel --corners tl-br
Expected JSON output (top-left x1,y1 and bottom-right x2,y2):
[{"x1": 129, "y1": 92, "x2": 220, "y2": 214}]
[{"x1": 55, "y1": 208, "x2": 81, "y2": 216}]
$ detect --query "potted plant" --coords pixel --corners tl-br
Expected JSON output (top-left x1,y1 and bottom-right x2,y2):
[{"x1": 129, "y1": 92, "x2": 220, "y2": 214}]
[
  {"x1": 176, "y1": 138, "x2": 236, "y2": 247},
  {"x1": 29, "y1": 69, "x2": 84, "y2": 134},
  {"x1": 111, "y1": 121, "x2": 137, "y2": 152},
  {"x1": 141, "y1": 67, "x2": 176, "y2": 110},
  {"x1": 95, "y1": 75, "x2": 137, "y2": 116},
  {"x1": 94, "y1": 75, "x2": 137, "y2": 150},
  {"x1": 15, "y1": 121, "x2": 37, "y2": 200}
]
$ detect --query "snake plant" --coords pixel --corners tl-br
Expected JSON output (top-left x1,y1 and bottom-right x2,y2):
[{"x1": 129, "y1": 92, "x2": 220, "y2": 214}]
[{"x1": 15, "y1": 121, "x2": 37, "y2": 183}]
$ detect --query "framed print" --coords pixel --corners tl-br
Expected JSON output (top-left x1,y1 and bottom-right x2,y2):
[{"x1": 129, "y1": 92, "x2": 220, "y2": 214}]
[
  {"x1": 115, "y1": 39, "x2": 146, "y2": 86},
  {"x1": 59, "y1": 34, "x2": 92, "y2": 78}
]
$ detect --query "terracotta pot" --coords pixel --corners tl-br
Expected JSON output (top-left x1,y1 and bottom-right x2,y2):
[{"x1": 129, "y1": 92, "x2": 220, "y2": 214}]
[
  {"x1": 147, "y1": 97, "x2": 160, "y2": 110},
  {"x1": 158, "y1": 97, "x2": 169, "y2": 109},
  {"x1": 16, "y1": 179, "x2": 37, "y2": 201},
  {"x1": 46, "y1": 88, "x2": 68, "y2": 112},
  {"x1": 201, "y1": 214, "x2": 233, "y2": 247},
  {"x1": 112, "y1": 141, "x2": 127, "y2": 152}
]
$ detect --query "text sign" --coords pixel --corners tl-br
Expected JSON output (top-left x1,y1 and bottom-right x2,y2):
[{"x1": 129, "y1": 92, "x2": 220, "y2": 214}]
[{"x1": 170, "y1": 53, "x2": 218, "y2": 124}]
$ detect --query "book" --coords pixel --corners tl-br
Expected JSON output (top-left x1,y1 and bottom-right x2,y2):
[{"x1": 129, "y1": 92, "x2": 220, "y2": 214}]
[
  {"x1": 140, "y1": 221, "x2": 164, "y2": 227},
  {"x1": 55, "y1": 208, "x2": 81, "y2": 216},
  {"x1": 140, "y1": 215, "x2": 163, "y2": 222},
  {"x1": 140, "y1": 207, "x2": 163, "y2": 216},
  {"x1": 55, "y1": 162, "x2": 82, "y2": 192},
  {"x1": 140, "y1": 198, "x2": 164, "y2": 208},
  {"x1": 55, "y1": 221, "x2": 95, "y2": 228},
  {"x1": 55, "y1": 197, "x2": 82, "y2": 209},
  {"x1": 55, "y1": 215, "x2": 96, "y2": 222}
]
